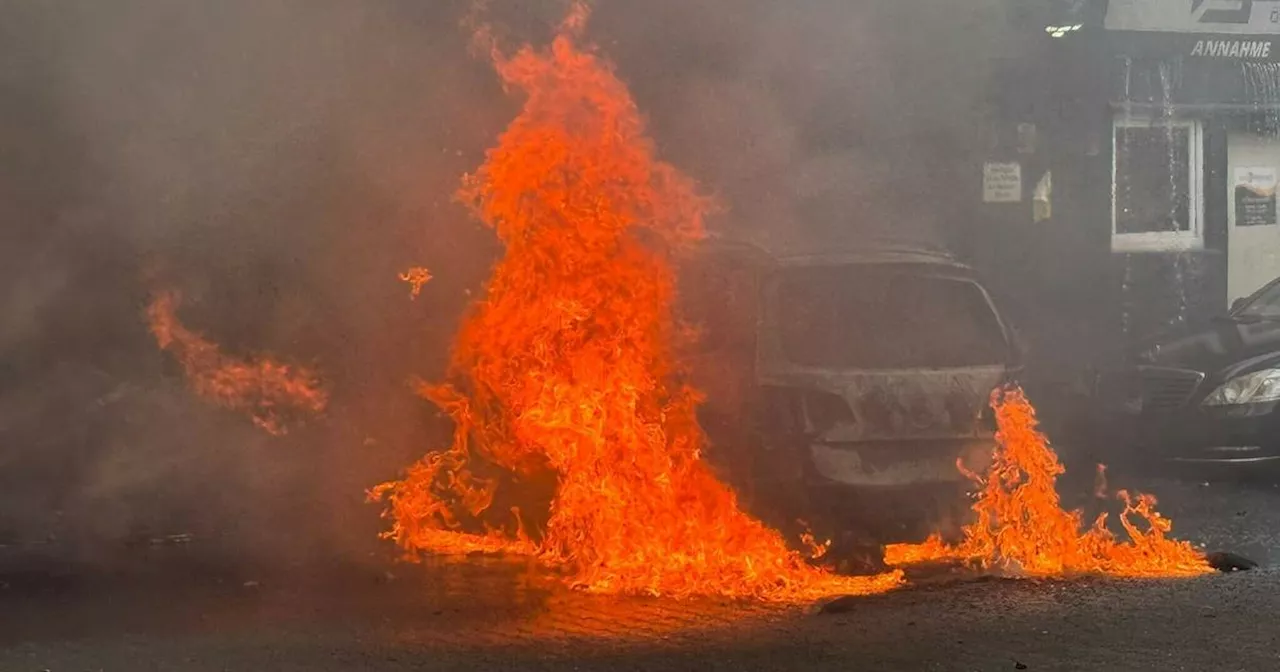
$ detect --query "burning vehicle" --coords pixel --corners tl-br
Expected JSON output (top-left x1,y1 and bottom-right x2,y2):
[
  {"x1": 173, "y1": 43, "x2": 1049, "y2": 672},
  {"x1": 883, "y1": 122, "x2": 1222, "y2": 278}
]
[
  {"x1": 113, "y1": 0, "x2": 1216, "y2": 601},
  {"x1": 1092, "y1": 274, "x2": 1280, "y2": 469},
  {"x1": 683, "y1": 240, "x2": 1024, "y2": 545}
]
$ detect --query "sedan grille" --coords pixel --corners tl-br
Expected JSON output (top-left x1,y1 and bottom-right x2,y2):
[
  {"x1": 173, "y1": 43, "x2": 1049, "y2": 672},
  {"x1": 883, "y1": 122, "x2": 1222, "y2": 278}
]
[{"x1": 1137, "y1": 367, "x2": 1205, "y2": 411}]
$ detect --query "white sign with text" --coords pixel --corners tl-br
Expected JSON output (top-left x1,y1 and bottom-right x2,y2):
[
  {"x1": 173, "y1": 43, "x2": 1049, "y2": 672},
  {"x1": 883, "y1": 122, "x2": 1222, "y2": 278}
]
[{"x1": 983, "y1": 162, "x2": 1022, "y2": 203}]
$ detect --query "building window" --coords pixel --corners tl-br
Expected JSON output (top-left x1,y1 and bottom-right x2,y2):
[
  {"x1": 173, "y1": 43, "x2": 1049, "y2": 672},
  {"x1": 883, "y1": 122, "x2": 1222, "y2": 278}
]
[{"x1": 1112, "y1": 118, "x2": 1203, "y2": 252}]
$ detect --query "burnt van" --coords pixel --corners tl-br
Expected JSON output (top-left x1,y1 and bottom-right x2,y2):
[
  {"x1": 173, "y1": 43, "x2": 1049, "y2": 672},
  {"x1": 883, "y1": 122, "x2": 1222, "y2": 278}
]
[{"x1": 681, "y1": 240, "x2": 1021, "y2": 546}]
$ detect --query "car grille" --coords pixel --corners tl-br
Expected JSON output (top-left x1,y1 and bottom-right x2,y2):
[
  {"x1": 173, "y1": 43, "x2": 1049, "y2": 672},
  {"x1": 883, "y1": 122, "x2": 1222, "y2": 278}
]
[{"x1": 1137, "y1": 366, "x2": 1205, "y2": 411}]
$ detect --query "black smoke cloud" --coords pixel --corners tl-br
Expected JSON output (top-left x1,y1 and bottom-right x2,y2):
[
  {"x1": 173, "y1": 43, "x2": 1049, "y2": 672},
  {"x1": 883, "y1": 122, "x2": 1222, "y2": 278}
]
[{"x1": 0, "y1": 0, "x2": 1017, "y2": 564}]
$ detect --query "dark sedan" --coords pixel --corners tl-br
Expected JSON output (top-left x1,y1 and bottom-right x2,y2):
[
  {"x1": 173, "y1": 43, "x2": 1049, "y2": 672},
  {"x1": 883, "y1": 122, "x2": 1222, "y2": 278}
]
[{"x1": 1096, "y1": 276, "x2": 1280, "y2": 466}]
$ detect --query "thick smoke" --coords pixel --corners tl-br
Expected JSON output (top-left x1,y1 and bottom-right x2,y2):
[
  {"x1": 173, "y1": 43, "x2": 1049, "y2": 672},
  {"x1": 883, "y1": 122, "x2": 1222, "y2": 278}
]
[
  {"x1": 0, "y1": 0, "x2": 508, "y2": 564},
  {"x1": 593, "y1": 0, "x2": 1016, "y2": 252},
  {"x1": 0, "y1": 0, "x2": 1017, "y2": 566}
]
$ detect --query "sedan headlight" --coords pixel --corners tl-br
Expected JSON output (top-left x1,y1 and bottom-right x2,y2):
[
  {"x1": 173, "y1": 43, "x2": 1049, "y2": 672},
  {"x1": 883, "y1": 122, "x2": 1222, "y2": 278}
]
[{"x1": 1202, "y1": 369, "x2": 1280, "y2": 406}]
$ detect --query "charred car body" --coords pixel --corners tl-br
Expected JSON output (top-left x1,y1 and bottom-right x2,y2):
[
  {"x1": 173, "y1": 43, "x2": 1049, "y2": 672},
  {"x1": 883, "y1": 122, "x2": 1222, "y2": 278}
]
[
  {"x1": 682, "y1": 241, "x2": 1021, "y2": 542},
  {"x1": 1093, "y1": 275, "x2": 1280, "y2": 468}
]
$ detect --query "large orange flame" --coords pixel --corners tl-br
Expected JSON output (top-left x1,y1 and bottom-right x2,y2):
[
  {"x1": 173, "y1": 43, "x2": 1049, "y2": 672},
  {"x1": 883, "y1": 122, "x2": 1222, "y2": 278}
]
[
  {"x1": 370, "y1": 6, "x2": 901, "y2": 601},
  {"x1": 884, "y1": 387, "x2": 1211, "y2": 578},
  {"x1": 146, "y1": 290, "x2": 328, "y2": 435}
]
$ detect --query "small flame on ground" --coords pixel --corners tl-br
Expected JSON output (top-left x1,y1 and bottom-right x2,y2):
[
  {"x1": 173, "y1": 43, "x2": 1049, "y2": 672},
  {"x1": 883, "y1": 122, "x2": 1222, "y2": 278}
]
[
  {"x1": 370, "y1": 4, "x2": 901, "y2": 601},
  {"x1": 799, "y1": 531, "x2": 832, "y2": 561},
  {"x1": 884, "y1": 387, "x2": 1211, "y2": 578},
  {"x1": 146, "y1": 290, "x2": 328, "y2": 435},
  {"x1": 399, "y1": 267, "x2": 434, "y2": 299}
]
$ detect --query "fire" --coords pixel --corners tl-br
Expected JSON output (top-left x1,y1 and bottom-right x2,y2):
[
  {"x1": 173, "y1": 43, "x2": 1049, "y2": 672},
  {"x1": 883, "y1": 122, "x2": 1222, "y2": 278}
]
[
  {"x1": 884, "y1": 387, "x2": 1211, "y2": 578},
  {"x1": 371, "y1": 4, "x2": 901, "y2": 601},
  {"x1": 399, "y1": 267, "x2": 433, "y2": 299},
  {"x1": 146, "y1": 290, "x2": 328, "y2": 435}
]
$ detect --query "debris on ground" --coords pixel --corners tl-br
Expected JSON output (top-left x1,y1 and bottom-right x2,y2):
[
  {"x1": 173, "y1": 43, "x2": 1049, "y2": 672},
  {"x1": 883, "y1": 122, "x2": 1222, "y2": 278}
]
[{"x1": 1206, "y1": 551, "x2": 1258, "y2": 572}]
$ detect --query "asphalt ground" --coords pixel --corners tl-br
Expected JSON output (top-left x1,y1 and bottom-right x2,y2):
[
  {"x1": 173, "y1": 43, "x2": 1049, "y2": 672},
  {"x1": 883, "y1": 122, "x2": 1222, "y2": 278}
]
[{"x1": 0, "y1": 470, "x2": 1277, "y2": 672}]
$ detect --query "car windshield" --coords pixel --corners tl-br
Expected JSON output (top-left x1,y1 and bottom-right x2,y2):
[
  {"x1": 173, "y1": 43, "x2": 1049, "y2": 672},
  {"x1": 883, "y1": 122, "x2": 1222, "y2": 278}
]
[
  {"x1": 1235, "y1": 280, "x2": 1280, "y2": 318},
  {"x1": 775, "y1": 265, "x2": 1009, "y2": 369}
]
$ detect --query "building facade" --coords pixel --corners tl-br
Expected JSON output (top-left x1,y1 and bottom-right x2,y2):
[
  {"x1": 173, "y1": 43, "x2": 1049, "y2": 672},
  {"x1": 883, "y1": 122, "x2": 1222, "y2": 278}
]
[{"x1": 975, "y1": 0, "x2": 1280, "y2": 373}]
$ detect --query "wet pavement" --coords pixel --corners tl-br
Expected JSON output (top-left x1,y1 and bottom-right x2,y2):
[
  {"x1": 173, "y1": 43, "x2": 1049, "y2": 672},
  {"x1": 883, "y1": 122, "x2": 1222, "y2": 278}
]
[{"x1": 2, "y1": 474, "x2": 1278, "y2": 671}]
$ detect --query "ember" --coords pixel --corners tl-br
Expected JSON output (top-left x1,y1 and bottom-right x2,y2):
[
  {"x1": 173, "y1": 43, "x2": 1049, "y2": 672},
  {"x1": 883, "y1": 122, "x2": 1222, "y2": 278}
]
[
  {"x1": 884, "y1": 387, "x2": 1211, "y2": 578},
  {"x1": 370, "y1": 3, "x2": 901, "y2": 601},
  {"x1": 146, "y1": 290, "x2": 328, "y2": 435},
  {"x1": 399, "y1": 267, "x2": 433, "y2": 299}
]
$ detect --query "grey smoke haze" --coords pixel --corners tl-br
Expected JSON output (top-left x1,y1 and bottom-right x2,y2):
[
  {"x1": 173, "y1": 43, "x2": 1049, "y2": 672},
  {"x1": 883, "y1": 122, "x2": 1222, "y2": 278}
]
[
  {"x1": 596, "y1": 0, "x2": 1016, "y2": 251},
  {"x1": 0, "y1": 0, "x2": 1019, "y2": 562}
]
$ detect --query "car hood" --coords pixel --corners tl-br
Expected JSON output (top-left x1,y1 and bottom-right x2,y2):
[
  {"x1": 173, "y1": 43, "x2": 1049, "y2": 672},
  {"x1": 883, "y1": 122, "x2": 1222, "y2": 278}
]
[{"x1": 1138, "y1": 316, "x2": 1280, "y2": 376}]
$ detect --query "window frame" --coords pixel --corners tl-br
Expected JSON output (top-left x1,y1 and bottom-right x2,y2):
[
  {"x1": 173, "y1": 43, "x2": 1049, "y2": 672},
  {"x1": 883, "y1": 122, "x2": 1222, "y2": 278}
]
[{"x1": 1111, "y1": 116, "x2": 1204, "y2": 253}]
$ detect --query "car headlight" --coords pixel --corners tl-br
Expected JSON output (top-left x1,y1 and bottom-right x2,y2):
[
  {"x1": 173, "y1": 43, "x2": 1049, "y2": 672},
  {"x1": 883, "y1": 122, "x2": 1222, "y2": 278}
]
[{"x1": 1202, "y1": 369, "x2": 1280, "y2": 406}]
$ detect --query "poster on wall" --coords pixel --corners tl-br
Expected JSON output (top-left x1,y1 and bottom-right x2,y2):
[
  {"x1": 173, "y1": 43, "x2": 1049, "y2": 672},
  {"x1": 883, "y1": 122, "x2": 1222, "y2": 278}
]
[
  {"x1": 983, "y1": 162, "x2": 1021, "y2": 203},
  {"x1": 1234, "y1": 167, "x2": 1278, "y2": 227}
]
